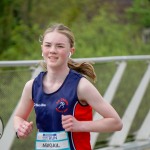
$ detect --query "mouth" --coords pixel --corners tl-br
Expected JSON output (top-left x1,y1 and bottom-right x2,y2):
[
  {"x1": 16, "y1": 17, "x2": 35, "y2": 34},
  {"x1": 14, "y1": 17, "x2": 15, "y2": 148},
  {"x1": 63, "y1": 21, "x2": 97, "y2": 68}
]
[{"x1": 48, "y1": 56, "x2": 58, "y2": 61}]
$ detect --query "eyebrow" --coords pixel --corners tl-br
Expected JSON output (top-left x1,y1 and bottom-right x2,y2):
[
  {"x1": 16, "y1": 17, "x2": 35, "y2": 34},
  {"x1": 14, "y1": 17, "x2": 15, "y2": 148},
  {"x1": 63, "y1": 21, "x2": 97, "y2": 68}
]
[
  {"x1": 44, "y1": 42, "x2": 51, "y2": 44},
  {"x1": 44, "y1": 42, "x2": 65, "y2": 45}
]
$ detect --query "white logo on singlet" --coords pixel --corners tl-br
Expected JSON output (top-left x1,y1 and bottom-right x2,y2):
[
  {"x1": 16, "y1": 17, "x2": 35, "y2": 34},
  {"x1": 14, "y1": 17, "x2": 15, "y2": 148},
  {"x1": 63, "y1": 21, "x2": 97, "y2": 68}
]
[{"x1": 34, "y1": 103, "x2": 46, "y2": 107}]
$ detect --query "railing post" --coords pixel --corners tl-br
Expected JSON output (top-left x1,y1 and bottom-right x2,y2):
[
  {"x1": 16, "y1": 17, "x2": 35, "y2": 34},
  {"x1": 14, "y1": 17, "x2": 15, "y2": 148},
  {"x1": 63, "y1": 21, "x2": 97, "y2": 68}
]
[
  {"x1": 0, "y1": 65, "x2": 42, "y2": 150},
  {"x1": 109, "y1": 64, "x2": 150, "y2": 146},
  {"x1": 91, "y1": 61, "x2": 127, "y2": 149}
]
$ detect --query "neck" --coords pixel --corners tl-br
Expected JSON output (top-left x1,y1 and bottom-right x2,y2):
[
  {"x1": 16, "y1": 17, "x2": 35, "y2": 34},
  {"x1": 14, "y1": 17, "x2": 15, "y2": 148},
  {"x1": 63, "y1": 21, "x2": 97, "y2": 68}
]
[{"x1": 45, "y1": 66, "x2": 70, "y2": 83}]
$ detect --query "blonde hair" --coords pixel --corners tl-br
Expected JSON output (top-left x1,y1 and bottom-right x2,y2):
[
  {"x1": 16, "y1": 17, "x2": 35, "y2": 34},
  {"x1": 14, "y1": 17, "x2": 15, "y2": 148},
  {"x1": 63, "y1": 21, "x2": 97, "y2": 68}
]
[{"x1": 40, "y1": 23, "x2": 96, "y2": 82}]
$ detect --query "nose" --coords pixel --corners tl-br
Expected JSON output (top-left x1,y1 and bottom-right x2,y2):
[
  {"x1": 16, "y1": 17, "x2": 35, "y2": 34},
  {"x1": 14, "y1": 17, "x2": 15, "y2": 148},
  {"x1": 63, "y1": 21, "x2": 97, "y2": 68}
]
[{"x1": 49, "y1": 45, "x2": 56, "y2": 54}]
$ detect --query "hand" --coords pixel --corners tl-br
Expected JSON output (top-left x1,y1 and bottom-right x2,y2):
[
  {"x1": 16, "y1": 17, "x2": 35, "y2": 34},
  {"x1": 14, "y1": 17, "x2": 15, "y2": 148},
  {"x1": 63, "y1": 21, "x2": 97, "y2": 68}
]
[
  {"x1": 17, "y1": 121, "x2": 33, "y2": 139},
  {"x1": 61, "y1": 115, "x2": 80, "y2": 132}
]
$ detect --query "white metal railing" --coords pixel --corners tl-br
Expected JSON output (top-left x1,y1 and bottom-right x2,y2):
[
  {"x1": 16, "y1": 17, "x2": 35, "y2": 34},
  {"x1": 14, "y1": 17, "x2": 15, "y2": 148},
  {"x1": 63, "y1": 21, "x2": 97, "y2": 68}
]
[
  {"x1": 91, "y1": 61, "x2": 127, "y2": 148},
  {"x1": 0, "y1": 55, "x2": 150, "y2": 67},
  {"x1": 108, "y1": 63, "x2": 150, "y2": 147},
  {"x1": 0, "y1": 55, "x2": 150, "y2": 150}
]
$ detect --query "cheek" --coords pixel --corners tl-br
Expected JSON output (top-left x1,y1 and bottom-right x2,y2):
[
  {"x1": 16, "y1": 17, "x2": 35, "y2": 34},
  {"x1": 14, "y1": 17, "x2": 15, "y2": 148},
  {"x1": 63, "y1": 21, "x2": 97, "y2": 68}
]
[
  {"x1": 60, "y1": 52, "x2": 68, "y2": 59},
  {"x1": 42, "y1": 48, "x2": 49, "y2": 55},
  {"x1": 59, "y1": 49, "x2": 70, "y2": 58}
]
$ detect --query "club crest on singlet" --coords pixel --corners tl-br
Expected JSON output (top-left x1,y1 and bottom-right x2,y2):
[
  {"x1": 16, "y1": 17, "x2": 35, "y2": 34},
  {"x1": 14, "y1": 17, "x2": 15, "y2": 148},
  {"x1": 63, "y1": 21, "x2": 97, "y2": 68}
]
[{"x1": 56, "y1": 98, "x2": 69, "y2": 113}]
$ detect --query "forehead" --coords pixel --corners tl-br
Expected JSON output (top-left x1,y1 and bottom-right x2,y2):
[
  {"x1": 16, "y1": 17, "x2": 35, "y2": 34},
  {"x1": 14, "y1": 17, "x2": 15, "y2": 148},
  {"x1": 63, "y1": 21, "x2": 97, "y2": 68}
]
[{"x1": 43, "y1": 31, "x2": 69, "y2": 44}]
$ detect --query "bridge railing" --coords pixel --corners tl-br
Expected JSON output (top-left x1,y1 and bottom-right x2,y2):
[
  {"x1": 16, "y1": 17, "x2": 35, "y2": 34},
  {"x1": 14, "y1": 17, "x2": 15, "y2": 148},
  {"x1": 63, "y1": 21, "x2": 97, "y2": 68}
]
[{"x1": 0, "y1": 55, "x2": 150, "y2": 150}]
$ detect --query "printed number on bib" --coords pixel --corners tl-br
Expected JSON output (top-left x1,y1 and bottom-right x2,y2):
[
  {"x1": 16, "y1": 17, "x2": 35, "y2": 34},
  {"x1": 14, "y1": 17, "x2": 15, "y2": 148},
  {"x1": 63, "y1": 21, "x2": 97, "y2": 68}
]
[{"x1": 35, "y1": 131, "x2": 70, "y2": 150}]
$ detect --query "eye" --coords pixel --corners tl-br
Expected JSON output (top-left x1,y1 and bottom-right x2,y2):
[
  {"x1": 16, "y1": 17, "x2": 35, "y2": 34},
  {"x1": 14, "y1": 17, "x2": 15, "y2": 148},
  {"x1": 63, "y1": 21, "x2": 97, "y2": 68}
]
[
  {"x1": 57, "y1": 44, "x2": 65, "y2": 48},
  {"x1": 58, "y1": 45, "x2": 64, "y2": 48},
  {"x1": 44, "y1": 44, "x2": 51, "y2": 47}
]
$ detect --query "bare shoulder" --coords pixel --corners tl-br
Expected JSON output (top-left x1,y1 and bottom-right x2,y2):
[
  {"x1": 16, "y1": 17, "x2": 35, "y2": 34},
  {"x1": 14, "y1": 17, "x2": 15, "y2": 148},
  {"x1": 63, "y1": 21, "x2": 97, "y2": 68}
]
[
  {"x1": 78, "y1": 77, "x2": 97, "y2": 92},
  {"x1": 77, "y1": 77, "x2": 100, "y2": 104},
  {"x1": 15, "y1": 79, "x2": 35, "y2": 118},
  {"x1": 24, "y1": 79, "x2": 34, "y2": 89},
  {"x1": 22, "y1": 79, "x2": 34, "y2": 97}
]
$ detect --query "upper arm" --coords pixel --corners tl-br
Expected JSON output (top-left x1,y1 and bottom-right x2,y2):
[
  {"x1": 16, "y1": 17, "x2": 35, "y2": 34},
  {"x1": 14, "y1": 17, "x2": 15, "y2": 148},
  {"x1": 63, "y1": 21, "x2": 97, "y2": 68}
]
[
  {"x1": 77, "y1": 78, "x2": 120, "y2": 119},
  {"x1": 14, "y1": 79, "x2": 34, "y2": 120}
]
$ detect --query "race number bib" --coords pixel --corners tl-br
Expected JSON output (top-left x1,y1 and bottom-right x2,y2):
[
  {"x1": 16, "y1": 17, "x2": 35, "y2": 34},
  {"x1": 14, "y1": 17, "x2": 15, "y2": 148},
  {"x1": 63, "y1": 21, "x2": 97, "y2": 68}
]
[{"x1": 35, "y1": 131, "x2": 70, "y2": 150}]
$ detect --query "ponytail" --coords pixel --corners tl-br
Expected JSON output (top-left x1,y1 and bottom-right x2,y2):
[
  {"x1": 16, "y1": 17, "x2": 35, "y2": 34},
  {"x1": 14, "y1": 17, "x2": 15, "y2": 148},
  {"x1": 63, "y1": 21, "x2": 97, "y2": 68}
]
[{"x1": 68, "y1": 58, "x2": 97, "y2": 83}]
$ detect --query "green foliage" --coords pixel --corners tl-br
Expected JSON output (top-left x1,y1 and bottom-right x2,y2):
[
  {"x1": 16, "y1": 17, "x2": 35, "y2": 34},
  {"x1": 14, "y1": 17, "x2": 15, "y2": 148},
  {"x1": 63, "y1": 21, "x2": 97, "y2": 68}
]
[
  {"x1": 0, "y1": 0, "x2": 150, "y2": 60},
  {"x1": 126, "y1": 0, "x2": 150, "y2": 27},
  {"x1": 1, "y1": 22, "x2": 42, "y2": 60},
  {"x1": 73, "y1": 8, "x2": 150, "y2": 58}
]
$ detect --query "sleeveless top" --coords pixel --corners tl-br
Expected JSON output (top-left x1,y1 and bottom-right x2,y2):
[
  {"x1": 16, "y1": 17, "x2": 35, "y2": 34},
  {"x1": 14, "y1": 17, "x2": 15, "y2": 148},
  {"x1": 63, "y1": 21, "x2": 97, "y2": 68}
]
[{"x1": 32, "y1": 69, "x2": 92, "y2": 150}]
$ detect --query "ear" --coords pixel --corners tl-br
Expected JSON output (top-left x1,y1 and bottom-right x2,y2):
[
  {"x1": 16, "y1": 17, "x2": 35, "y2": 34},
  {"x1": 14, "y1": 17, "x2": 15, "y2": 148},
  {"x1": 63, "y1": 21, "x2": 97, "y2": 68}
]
[{"x1": 70, "y1": 47, "x2": 75, "y2": 55}]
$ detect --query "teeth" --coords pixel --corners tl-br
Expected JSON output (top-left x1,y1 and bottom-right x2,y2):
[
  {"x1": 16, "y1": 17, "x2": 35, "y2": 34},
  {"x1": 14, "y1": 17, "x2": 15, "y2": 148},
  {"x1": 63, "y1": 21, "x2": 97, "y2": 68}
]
[{"x1": 49, "y1": 56, "x2": 57, "y2": 60}]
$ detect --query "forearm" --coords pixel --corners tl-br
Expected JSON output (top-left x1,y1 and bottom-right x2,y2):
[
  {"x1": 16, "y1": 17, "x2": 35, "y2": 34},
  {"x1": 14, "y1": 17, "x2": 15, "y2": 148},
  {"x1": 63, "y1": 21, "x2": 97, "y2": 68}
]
[
  {"x1": 78, "y1": 118, "x2": 123, "y2": 133},
  {"x1": 14, "y1": 116, "x2": 26, "y2": 131}
]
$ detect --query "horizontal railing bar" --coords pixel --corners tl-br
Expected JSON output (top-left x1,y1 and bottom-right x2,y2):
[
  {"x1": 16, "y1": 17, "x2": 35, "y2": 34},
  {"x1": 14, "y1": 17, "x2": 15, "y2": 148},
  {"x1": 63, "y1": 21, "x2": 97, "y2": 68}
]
[
  {"x1": 0, "y1": 55, "x2": 150, "y2": 67},
  {"x1": 75, "y1": 55, "x2": 150, "y2": 63},
  {"x1": 0, "y1": 60, "x2": 40, "y2": 67}
]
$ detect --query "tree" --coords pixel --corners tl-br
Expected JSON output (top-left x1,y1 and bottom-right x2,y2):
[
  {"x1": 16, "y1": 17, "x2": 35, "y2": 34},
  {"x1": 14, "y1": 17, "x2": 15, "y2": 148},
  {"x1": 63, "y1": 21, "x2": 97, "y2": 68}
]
[{"x1": 127, "y1": 0, "x2": 150, "y2": 28}]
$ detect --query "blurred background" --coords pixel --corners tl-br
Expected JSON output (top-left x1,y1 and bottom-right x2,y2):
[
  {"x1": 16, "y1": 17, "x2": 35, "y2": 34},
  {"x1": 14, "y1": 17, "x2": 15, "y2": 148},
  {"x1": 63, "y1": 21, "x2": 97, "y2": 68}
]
[
  {"x1": 0, "y1": 0, "x2": 150, "y2": 149},
  {"x1": 0, "y1": 0, "x2": 150, "y2": 60}
]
